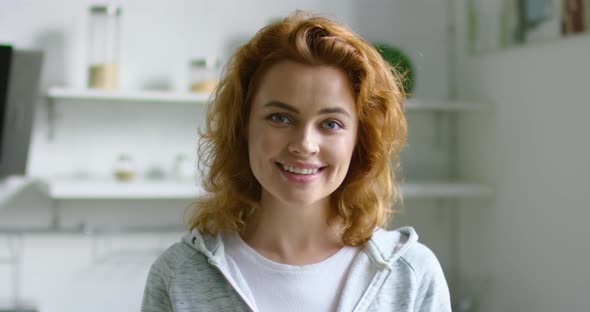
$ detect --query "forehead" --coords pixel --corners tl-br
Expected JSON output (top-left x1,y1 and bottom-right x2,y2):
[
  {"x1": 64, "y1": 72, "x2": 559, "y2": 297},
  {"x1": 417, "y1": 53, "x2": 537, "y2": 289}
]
[{"x1": 252, "y1": 60, "x2": 356, "y2": 113}]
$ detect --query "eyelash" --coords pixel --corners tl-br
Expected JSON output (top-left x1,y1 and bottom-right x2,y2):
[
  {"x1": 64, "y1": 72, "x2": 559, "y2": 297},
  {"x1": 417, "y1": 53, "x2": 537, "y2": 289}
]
[
  {"x1": 321, "y1": 119, "x2": 344, "y2": 130},
  {"x1": 268, "y1": 113, "x2": 291, "y2": 124},
  {"x1": 266, "y1": 113, "x2": 344, "y2": 130}
]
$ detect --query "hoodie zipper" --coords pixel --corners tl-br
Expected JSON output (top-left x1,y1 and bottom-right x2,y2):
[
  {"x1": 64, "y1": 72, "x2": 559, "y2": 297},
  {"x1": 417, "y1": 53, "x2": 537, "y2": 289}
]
[
  {"x1": 190, "y1": 233, "x2": 258, "y2": 312},
  {"x1": 352, "y1": 268, "x2": 392, "y2": 312},
  {"x1": 348, "y1": 231, "x2": 412, "y2": 312},
  {"x1": 206, "y1": 256, "x2": 258, "y2": 312}
]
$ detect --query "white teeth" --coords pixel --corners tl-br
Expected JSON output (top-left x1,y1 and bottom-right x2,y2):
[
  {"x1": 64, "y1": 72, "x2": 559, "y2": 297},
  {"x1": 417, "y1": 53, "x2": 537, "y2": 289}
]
[{"x1": 281, "y1": 164, "x2": 319, "y2": 175}]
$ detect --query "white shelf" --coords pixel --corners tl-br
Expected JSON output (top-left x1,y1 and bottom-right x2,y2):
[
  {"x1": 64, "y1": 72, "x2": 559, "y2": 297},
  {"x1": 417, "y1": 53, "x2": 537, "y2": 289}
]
[
  {"x1": 49, "y1": 179, "x2": 203, "y2": 200},
  {"x1": 47, "y1": 87, "x2": 211, "y2": 104},
  {"x1": 48, "y1": 179, "x2": 491, "y2": 200},
  {"x1": 401, "y1": 181, "x2": 493, "y2": 199},
  {"x1": 47, "y1": 87, "x2": 487, "y2": 111},
  {"x1": 404, "y1": 98, "x2": 489, "y2": 112}
]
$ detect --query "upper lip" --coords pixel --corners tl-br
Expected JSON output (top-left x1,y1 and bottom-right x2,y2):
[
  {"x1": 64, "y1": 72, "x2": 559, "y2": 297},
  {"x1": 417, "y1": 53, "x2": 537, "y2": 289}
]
[{"x1": 277, "y1": 161, "x2": 325, "y2": 169}]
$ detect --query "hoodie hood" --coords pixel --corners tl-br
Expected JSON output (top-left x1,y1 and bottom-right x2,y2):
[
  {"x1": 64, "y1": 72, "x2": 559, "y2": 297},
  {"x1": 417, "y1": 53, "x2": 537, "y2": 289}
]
[
  {"x1": 183, "y1": 228, "x2": 223, "y2": 259},
  {"x1": 365, "y1": 226, "x2": 418, "y2": 268}
]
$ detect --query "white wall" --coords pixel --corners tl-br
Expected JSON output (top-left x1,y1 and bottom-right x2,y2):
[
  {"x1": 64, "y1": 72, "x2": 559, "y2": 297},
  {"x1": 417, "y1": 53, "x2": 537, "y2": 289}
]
[
  {"x1": 453, "y1": 0, "x2": 590, "y2": 311},
  {"x1": 0, "y1": 1, "x2": 454, "y2": 311},
  {"x1": 356, "y1": 2, "x2": 458, "y2": 284}
]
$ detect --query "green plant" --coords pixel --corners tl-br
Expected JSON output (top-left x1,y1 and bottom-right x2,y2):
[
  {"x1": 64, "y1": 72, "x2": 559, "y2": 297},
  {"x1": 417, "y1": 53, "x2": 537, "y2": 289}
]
[{"x1": 373, "y1": 43, "x2": 415, "y2": 94}]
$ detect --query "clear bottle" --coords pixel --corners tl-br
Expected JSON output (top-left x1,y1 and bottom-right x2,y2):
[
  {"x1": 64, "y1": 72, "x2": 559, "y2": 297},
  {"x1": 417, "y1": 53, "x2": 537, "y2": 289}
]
[
  {"x1": 88, "y1": 5, "x2": 121, "y2": 89},
  {"x1": 189, "y1": 58, "x2": 220, "y2": 93}
]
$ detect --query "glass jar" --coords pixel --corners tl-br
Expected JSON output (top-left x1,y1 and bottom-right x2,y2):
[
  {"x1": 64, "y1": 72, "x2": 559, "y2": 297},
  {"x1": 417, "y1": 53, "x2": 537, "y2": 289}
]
[
  {"x1": 189, "y1": 58, "x2": 220, "y2": 93},
  {"x1": 88, "y1": 5, "x2": 121, "y2": 89},
  {"x1": 113, "y1": 154, "x2": 136, "y2": 182}
]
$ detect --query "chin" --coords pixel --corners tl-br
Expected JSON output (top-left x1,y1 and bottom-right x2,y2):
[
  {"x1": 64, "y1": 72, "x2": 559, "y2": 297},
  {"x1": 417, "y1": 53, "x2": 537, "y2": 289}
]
[
  {"x1": 280, "y1": 190, "x2": 333, "y2": 208},
  {"x1": 262, "y1": 187, "x2": 318, "y2": 205}
]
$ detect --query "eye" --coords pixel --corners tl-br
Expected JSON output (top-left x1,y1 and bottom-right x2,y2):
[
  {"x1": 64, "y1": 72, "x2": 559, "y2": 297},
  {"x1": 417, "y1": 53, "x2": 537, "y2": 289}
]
[
  {"x1": 268, "y1": 113, "x2": 291, "y2": 124},
  {"x1": 321, "y1": 119, "x2": 343, "y2": 130}
]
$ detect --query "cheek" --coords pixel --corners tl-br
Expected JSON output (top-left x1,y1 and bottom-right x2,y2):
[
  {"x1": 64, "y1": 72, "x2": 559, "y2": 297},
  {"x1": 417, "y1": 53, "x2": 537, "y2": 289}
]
[
  {"x1": 336, "y1": 131, "x2": 358, "y2": 157},
  {"x1": 248, "y1": 125, "x2": 282, "y2": 161},
  {"x1": 334, "y1": 132, "x2": 358, "y2": 173}
]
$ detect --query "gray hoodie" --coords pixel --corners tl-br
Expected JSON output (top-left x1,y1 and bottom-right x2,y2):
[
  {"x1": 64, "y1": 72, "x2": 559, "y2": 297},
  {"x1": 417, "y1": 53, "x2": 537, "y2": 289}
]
[{"x1": 141, "y1": 227, "x2": 451, "y2": 312}]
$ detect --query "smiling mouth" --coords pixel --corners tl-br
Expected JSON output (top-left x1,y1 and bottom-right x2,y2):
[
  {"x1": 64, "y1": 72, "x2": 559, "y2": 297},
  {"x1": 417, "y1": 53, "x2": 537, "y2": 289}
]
[{"x1": 276, "y1": 162, "x2": 326, "y2": 175}]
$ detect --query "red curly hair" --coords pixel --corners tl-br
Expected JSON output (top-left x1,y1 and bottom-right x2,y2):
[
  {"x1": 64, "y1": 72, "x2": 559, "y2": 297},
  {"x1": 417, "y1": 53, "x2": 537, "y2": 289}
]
[{"x1": 186, "y1": 11, "x2": 407, "y2": 246}]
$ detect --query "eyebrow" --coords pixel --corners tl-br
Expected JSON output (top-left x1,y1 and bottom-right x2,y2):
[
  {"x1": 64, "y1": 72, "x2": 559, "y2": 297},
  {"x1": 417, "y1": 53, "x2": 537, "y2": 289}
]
[{"x1": 263, "y1": 101, "x2": 352, "y2": 118}]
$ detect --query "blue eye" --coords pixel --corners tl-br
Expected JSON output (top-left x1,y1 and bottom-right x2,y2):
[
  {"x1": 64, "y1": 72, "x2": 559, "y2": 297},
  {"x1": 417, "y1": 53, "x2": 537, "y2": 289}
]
[
  {"x1": 269, "y1": 113, "x2": 290, "y2": 124},
  {"x1": 322, "y1": 120, "x2": 343, "y2": 130}
]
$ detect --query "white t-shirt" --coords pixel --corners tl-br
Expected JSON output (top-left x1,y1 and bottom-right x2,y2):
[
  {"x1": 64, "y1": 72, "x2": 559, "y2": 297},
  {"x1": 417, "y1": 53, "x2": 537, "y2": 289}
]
[{"x1": 223, "y1": 232, "x2": 361, "y2": 312}]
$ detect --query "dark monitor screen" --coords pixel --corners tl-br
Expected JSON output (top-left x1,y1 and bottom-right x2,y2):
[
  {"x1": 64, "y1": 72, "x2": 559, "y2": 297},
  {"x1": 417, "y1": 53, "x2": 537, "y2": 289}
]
[{"x1": 0, "y1": 45, "x2": 43, "y2": 177}]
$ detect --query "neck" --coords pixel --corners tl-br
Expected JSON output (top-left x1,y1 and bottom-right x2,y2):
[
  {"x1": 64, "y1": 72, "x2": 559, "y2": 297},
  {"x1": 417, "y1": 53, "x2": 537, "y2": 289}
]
[{"x1": 240, "y1": 193, "x2": 343, "y2": 265}]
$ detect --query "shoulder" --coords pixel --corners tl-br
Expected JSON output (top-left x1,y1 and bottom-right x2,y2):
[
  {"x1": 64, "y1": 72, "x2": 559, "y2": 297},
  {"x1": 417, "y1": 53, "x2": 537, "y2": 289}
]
[
  {"x1": 400, "y1": 243, "x2": 451, "y2": 311},
  {"x1": 147, "y1": 240, "x2": 208, "y2": 285},
  {"x1": 369, "y1": 227, "x2": 447, "y2": 285},
  {"x1": 142, "y1": 238, "x2": 223, "y2": 311},
  {"x1": 367, "y1": 228, "x2": 451, "y2": 310},
  {"x1": 399, "y1": 242, "x2": 444, "y2": 281}
]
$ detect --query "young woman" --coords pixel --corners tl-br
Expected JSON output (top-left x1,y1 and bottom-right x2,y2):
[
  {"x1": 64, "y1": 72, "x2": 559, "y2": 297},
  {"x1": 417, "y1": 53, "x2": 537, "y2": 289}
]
[{"x1": 142, "y1": 11, "x2": 451, "y2": 312}]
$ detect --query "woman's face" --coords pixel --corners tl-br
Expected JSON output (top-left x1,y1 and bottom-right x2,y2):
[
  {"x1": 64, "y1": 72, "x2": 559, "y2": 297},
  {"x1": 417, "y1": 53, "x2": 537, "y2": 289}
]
[{"x1": 247, "y1": 60, "x2": 358, "y2": 208}]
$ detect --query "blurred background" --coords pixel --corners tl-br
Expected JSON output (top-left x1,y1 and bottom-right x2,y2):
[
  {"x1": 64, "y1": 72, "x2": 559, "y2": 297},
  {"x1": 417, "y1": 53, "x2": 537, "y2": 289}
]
[{"x1": 1, "y1": 0, "x2": 589, "y2": 311}]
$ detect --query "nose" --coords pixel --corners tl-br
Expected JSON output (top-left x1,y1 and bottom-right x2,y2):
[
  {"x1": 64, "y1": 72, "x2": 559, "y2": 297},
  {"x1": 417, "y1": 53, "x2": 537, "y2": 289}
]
[{"x1": 288, "y1": 125, "x2": 319, "y2": 156}]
